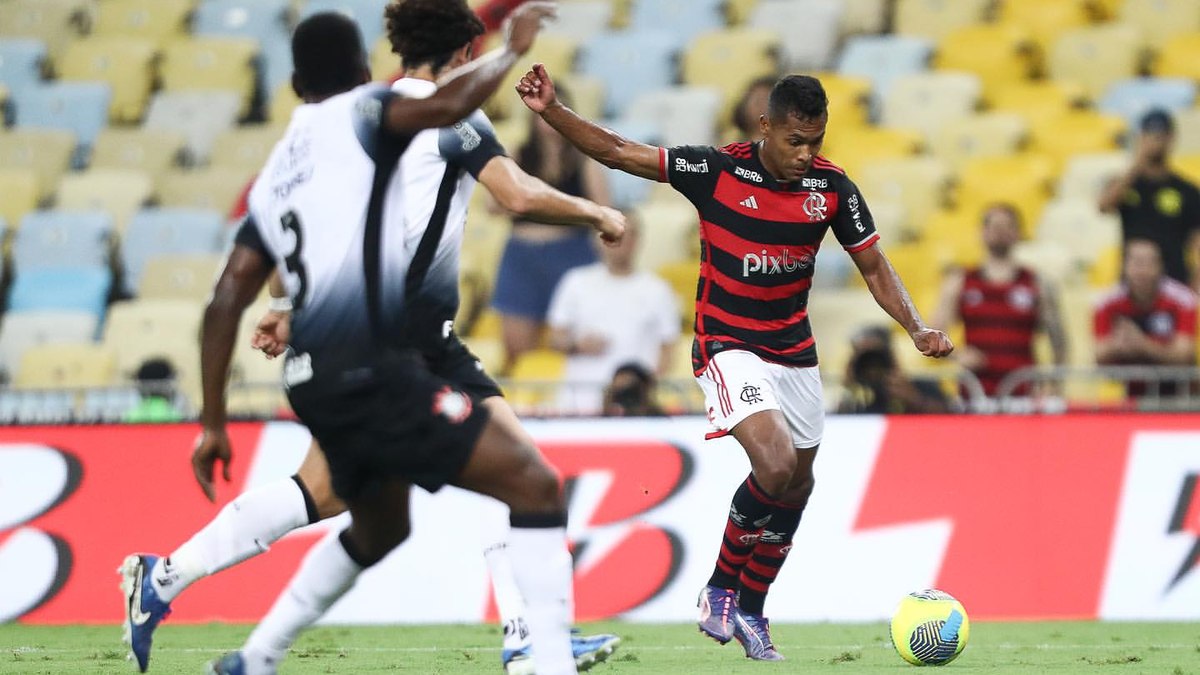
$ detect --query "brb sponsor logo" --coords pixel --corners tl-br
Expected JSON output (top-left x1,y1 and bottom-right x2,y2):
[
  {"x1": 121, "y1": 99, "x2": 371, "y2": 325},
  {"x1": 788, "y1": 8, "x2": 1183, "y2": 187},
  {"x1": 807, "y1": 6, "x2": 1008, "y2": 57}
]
[
  {"x1": 675, "y1": 158, "x2": 708, "y2": 174},
  {"x1": 801, "y1": 177, "x2": 827, "y2": 189},
  {"x1": 742, "y1": 247, "x2": 813, "y2": 277},
  {"x1": 735, "y1": 166, "x2": 763, "y2": 183}
]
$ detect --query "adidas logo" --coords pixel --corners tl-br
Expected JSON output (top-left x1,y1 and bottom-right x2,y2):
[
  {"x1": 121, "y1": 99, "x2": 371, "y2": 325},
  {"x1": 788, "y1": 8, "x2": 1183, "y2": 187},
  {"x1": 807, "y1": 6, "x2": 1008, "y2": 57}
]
[{"x1": 739, "y1": 195, "x2": 759, "y2": 210}]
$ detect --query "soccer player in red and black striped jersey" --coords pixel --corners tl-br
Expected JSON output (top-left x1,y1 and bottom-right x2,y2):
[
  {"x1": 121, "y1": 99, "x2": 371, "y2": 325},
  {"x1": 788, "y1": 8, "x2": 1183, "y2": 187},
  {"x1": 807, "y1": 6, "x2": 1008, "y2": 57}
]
[
  {"x1": 932, "y1": 204, "x2": 1067, "y2": 397},
  {"x1": 517, "y1": 66, "x2": 954, "y2": 660}
]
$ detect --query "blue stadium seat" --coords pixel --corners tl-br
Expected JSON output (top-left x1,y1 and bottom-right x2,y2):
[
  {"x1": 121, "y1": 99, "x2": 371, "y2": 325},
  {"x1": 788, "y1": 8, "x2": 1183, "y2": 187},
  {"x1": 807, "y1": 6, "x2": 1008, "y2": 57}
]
[
  {"x1": 8, "y1": 266, "x2": 112, "y2": 317},
  {"x1": 579, "y1": 30, "x2": 682, "y2": 118},
  {"x1": 120, "y1": 208, "x2": 225, "y2": 295},
  {"x1": 604, "y1": 119, "x2": 661, "y2": 208},
  {"x1": 0, "y1": 38, "x2": 46, "y2": 93},
  {"x1": 300, "y1": 0, "x2": 386, "y2": 49},
  {"x1": 836, "y1": 35, "x2": 933, "y2": 115},
  {"x1": 1098, "y1": 77, "x2": 1197, "y2": 130},
  {"x1": 629, "y1": 0, "x2": 726, "y2": 44},
  {"x1": 14, "y1": 210, "x2": 113, "y2": 271},
  {"x1": 13, "y1": 82, "x2": 112, "y2": 151}
]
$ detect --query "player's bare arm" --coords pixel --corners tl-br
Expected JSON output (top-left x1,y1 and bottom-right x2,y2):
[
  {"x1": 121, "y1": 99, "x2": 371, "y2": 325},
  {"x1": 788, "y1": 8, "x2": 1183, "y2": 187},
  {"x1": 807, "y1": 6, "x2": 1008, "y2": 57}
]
[
  {"x1": 1037, "y1": 279, "x2": 1069, "y2": 366},
  {"x1": 851, "y1": 243, "x2": 954, "y2": 358},
  {"x1": 197, "y1": 243, "x2": 273, "y2": 501},
  {"x1": 516, "y1": 63, "x2": 662, "y2": 181},
  {"x1": 477, "y1": 155, "x2": 626, "y2": 243},
  {"x1": 385, "y1": 2, "x2": 557, "y2": 134},
  {"x1": 251, "y1": 271, "x2": 291, "y2": 359}
]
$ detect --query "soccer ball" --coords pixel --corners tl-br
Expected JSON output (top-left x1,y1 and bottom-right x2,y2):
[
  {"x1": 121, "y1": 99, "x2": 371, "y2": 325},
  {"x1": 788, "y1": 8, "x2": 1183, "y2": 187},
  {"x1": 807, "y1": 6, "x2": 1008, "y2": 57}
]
[{"x1": 889, "y1": 589, "x2": 970, "y2": 666}]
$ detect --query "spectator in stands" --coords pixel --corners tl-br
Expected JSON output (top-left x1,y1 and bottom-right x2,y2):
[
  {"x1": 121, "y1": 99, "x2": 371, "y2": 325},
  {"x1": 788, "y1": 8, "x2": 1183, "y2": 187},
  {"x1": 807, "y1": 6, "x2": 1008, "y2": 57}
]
[
  {"x1": 492, "y1": 83, "x2": 612, "y2": 374},
  {"x1": 547, "y1": 212, "x2": 680, "y2": 414},
  {"x1": 1094, "y1": 238, "x2": 1198, "y2": 397},
  {"x1": 125, "y1": 358, "x2": 183, "y2": 423},
  {"x1": 602, "y1": 362, "x2": 666, "y2": 417},
  {"x1": 731, "y1": 76, "x2": 776, "y2": 140},
  {"x1": 1099, "y1": 108, "x2": 1200, "y2": 291},
  {"x1": 931, "y1": 203, "x2": 1067, "y2": 397},
  {"x1": 837, "y1": 326, "x2": 950, "y2": 414}
]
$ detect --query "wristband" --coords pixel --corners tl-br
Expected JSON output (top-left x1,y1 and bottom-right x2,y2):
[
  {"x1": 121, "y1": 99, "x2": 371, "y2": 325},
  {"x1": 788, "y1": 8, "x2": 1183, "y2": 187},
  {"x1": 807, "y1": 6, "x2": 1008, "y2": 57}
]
[{"x1": 268, "y1": 296, "x2": 293, "y2": 313}]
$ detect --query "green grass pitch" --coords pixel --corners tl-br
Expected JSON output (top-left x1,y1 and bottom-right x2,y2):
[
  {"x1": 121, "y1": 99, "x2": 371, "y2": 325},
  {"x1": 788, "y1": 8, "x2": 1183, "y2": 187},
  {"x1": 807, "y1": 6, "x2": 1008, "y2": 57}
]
[{"x1": 2, "y1": 621, "x2": 1199, "y2": 674}]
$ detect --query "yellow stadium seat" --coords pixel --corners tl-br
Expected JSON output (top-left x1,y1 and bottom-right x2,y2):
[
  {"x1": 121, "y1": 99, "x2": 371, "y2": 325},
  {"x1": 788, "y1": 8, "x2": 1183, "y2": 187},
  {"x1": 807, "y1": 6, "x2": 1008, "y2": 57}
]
[
  {"x1": 894, "y1": 0, "x2": 992, "y2": 41},
  {"x1": 460, "y1": 336, "x2": 505, "y2": 376},
  {"x1": 268, "y1": 80, "x2": 303, "y2": 126},
  {"x1": 159, "y1": 168, "x2": 255, "y2": 214},
  {"x1": 988, "y1": 80, "x2": 1089, "y2": 125},
  {"x1": 935, "y1": 24, "x2": 1037, "y2": 102},
  {"x1": 0, "y1": 0, "x2": 89, "y2": 62},
  {"x1": 682, "y1": 29, "x2": 780, "y2": 118},
  {"x1": 0, "y1": 129, "x2": 75, "y2": 200},
  {"x1": 481, "y1": 32, "x2": 579, "y2": 121},
  {"x1": 657, "y1": 261, "x2": 699, "y2": 331},
  {"x1": 210, "y1": 125, "x2": 285, "y2": 171},
  {"x1": 1174, "y1": 154, "x2": 1200, "y2": 187},
  {"x1": 468, "y1": 308, "x2": 503, "y2": 340},
  {"x1": 138, "y1": 254, "x2": 222, "y2": 302},
  {"x1": 954, "y1": 153, "x2": 1057, "y2": 238},
  {"x1": 882, "y1": 72, "x2": 983, "y2": 142},
  {"x1": 160, "y1": 38, "x2": 260, "y2": 117},
  {"x1": 822, "y1": 126, "x2": 924, "y2": 179},
  {"x1": 922, "y1": 207, "x2": 986, "y2": 268},
  {"x1": 1088, "y1": 243, "x2": 1121, "y2": 288},
  {"x1": 57, "y1": 169, "x2": 154, "y2": 234},
  {"x1": 997, "y1": 0, "x2": 1093, "y2": 52},
  {"x1": 102, "y1": 298, "x2": 203, "y2": 381},
  {"x1": 929, "y1": 111, "x2": 1028, "y2": 169},
  {"x1": 58, "y1": 38, "x2": 157, "y2": 123},
  {"x1": 0, "y1": 169, "x2": 39, "y2": 226},
  {"x1": 369, "y1": 36, "x2": 396, "y2": 83},
  {"x1": 90, "y1": 129, "x2": 186, "y2": 179},
  {"x1": 857, "y1": 156, "x2": 954, "y2": 233},
  {"x1": 1028, "y1": 110, "x2": 1126, "y2": 169},
  {"x1": 817, "y1": 73, "x2": 873, "y2": 129},
  {"x1": 558, "y1": 74, "x2": 607, "y2": 123},
  {"x1": 633, "y1": 200, "x2": 699, "y2": 273},
  {"x1": 806, "y1": 287, "x2": 890, "y2": 383},
  {"x1": 92, "y1": 0, "x2": 191, "y2": 47},
  {"x1": 1047, "y1": 24, "x2": 1142, "y2": 100},
  {"x1": 841, "y1": 0, "x2": 889, "y2": 36},
  {"x1": 855, "y1": 241, "x2": 953, "y2": 300},
  {"x1": 1119, "y1": 0, "x2": 1200, "y2": 43},
  {"x1": 15, "y1": 343, "x2": 117, "y2": 389},
  {"x1": 507, "y1": 348, "x2": 567, "y2": 410},
  {"x1": 1152, "y1": 33, "x2": 1200, "y2": 81},
  {"x1": 726, "y1": 0, "x2": 758, "y2": 25}
]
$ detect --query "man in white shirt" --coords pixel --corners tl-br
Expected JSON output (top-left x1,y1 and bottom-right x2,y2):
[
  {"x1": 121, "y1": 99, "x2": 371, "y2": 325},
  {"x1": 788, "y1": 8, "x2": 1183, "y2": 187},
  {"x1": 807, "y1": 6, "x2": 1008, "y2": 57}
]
[{"x1": 547, "y1": 214, "x2": 681, "y2": 413}]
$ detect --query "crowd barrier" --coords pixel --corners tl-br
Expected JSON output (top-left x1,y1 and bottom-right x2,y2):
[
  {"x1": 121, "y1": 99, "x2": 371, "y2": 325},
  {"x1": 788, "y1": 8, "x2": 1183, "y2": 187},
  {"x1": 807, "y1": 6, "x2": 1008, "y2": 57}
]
[{"x1": 3, "y1": 415, "x2": 1199, "y2": 624}]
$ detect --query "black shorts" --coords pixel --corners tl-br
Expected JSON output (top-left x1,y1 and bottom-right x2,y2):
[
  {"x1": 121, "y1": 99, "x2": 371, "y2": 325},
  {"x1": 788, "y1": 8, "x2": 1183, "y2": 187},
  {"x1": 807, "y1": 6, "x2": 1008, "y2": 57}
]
[
  {"x1": 287, "y1": 345, "x2": 492, "y2": 500},
  {"x1": 429, "y1": 334, "x2": 503, "y2": 400}
]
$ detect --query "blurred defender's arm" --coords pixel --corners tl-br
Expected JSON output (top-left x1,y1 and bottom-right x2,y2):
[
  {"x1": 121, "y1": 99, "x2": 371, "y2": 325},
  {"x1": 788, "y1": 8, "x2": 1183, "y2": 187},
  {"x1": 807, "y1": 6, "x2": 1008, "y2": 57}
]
[{"x1": 477, "y1": 155, "x2": 625, "y2": 241}]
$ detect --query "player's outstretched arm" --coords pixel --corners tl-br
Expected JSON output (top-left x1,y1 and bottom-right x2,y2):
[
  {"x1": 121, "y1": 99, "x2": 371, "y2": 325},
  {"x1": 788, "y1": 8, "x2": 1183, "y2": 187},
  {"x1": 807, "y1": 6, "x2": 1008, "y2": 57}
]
[
  {"x1": 851, "y1": 243, "x2": 954, "y2": 358},
  {"x1": 197, "y1": 243, "x2": 273, "y2": 501},
  {"x1": 517, "y1": 63, "x2": 662, "y2": 181},
  {"x1": 385, "y1": 1, "x2": 557, "y2": 134},
  {"x1": 477, "y1": 155, "x2": 626, "y2": 243}
]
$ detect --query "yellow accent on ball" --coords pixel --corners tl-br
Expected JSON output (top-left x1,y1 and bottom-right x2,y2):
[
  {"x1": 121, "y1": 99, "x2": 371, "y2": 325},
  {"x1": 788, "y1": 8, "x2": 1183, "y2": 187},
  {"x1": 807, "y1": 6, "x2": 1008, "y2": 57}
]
[{"x1": 889, "y1": 589, "x2": 970, "y2": 666}]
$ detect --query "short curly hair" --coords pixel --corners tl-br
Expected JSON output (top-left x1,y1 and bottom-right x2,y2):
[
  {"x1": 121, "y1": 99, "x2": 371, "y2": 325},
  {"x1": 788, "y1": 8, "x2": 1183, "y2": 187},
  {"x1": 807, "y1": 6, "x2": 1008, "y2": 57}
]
[
  {"x1": 385, "y1": 0, "x2": 485, "y2": 72},
  {"x1": 767, "y1": 75, "x2": 828, "y2": 123}
]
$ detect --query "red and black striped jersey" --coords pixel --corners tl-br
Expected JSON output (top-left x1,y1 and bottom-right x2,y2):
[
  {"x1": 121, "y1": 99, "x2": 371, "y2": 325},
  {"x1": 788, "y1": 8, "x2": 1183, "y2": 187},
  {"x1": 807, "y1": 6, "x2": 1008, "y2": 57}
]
[
  {"x1": 656, "y1": 141, "x2": 880, "y2": 373},
  {"x1": 958, "y1": 267, "x2": 1040, "y2": 395}
]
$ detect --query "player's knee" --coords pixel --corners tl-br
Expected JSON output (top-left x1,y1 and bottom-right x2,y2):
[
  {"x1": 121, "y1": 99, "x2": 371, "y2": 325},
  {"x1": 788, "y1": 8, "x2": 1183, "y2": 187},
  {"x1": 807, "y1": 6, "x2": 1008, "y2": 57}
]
[
  {"x1": 754, "y1": 450, "x2": 798, "y2": 496},
  {"x1": 781, "y1": 472, "x2": 815, "y2": 505},
  {"x1": 507, "y1": 445, "x2": 563, "y2": 513}
]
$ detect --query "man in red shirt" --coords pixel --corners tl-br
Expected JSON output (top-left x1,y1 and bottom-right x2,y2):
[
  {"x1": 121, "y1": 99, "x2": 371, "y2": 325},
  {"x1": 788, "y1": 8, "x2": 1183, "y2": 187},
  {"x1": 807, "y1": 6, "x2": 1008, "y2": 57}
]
[
  {"x1": 1095, "y1": 238, "x2": 1197, "y2": 397},
  {"x1": 933, "y1": 203, "x2": 1066, "y2": 397}
]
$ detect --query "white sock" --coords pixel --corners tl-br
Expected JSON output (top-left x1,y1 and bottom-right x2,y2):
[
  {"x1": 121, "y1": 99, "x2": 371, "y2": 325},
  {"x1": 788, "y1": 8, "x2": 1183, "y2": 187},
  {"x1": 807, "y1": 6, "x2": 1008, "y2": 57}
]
[
  {"x1": 507, "y1": 521, "x2": 576, "y2": 675},
  {"x1": 152, "y1": 477, "x2": 311, "y2": 603},
  {"x1": 241, "y1": 528, "x2": 361, "y2": 675},
  {"x1": 480, "y1": 505, "x2": 529, "y2": 650}
]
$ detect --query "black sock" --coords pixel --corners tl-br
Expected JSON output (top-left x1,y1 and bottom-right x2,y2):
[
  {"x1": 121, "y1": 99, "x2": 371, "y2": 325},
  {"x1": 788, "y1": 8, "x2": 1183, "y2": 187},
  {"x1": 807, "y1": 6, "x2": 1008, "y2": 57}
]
[
  {"x1": 707, "y1": 474, "x2": 778, "y2": 590},
  {"x1": 737, "y1": 502, "x2": 805, "y2": 616},
  {"x1": 291, "y1": 474, "x2": 320, "y2": 525}
]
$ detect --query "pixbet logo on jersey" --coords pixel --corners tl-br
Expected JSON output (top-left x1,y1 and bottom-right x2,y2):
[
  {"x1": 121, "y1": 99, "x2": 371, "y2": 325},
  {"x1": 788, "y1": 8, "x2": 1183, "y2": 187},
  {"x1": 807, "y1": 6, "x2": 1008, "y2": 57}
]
[{"x1": 742, "y1": 248, "x2": 813, "y2": 277}]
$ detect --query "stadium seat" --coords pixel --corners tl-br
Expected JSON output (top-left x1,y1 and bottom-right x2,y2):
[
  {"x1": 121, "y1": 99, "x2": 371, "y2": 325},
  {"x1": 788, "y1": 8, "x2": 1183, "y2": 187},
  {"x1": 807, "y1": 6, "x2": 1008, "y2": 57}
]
[
  {"x1": 1119, "y1": 0, "x2": 1200, "y2": 43},
  {"x1": 921, "y1": 206, "x2": 985, "y2": 268},
  {"x1": 818, "y1": 73, "x2": 872, "y2": 130},
  {"x1": 579, "y1": 30, "x2": 680, "y2": 118},
  {"x1": 988, "y1": 80, "x2": 1089, "y2": 125},
  {"x1": 1088, "y1": 244, "x2": 1121, "y2": 289},
  {"x1": 369, "y1": 36, "x2": 397, "y2": 83},
  {"x1": 14, "y1": 210, "x2": 113, "y2": 271},
  {"x1": 300, "y1": 0, "x2": 391, "y2": 48},
  {"x1": 629, "y1": 0, "x2": 726, "y2": 44},
  {"x1": 120, "y1": 208, "x2": 225, "y2": 294},
  {"x1": 91, "y1": 0, "x2": 192, "y2": 47},
  {"x1": 507, "y1": 348, "x2": 567, "y2": 411},
  {"x1": 460, "y1": 336, "x2": 504, "y2": 377},
  {"x1": 1098, "y1": 78, "x2": 1196, "y2": 130},
  {"x1": 137, "y1": 254, "x2": 223, "y2": 302},
  {"x1": 160, "y1": 38, "x2": 260, "y2": 118},
  {"x1": 929, "y1": 111, "x2": 1028, "y2": 169},
  {"x1": 12, "y1": 82, "x2": 112, "y2": 152},
  {"x1": 102, "y1": 299, "x2": 204, "y2": 376},
  {"x1": 1172, "y1": 153, "x2": 1200, "y2": 187},
  {"x1": 159, "y1": 168, "x2": 255, "y2": 215},
  {"x1": 544, "y1": 1, "x2": 614, "y2": 43},
  {"x1": 1036, "y1": 197, "x2": 1121, "y2": 267},
  {"x1": 558, "y1": 74, "x2": 606, "y2": 122},
  {"x1": 935, "y1": 24, "x2": 1036, "y2": 103},
  {"x1": 480, "y1": 32, "x2": 578, "y2": 121},
  {"x1": 210, "y1": 125, "x2": 285, "y2": 171},
  {"x1": 1153, "y1": 33, "x2": 1200, "y2": 81},
  {"x1": 89, "y1": 129, "x2": 187, "y2": 179},
  {"x1": 1012, "y1": 239, "x2": 1079, "y2": 286},
  {"x1": 1056, "y1": 152, "x2": 1130, "y2": 201},
  {"x1": 8, "y1": 266, "x2": 112, "y2": 316},
  {"x1": 0, "y1": 169, "x2": 39, "y2": 225},
  {"x1": 193, "y1": 0, "x2": 292, "y2": 43},
  {"x1": 856, "y1": 156, "x2": 953, "y2": 235},
  {"x1": 0, "y1": 128, "x2": 76, "y2": 200},
  {"x1": 748, "y1": 0, "x2": 844, "y2": 71},
  {"x1": 13, "y1": 342, "x2": 117, "y2": 390},
  {"x1": 836, "y1": 35, "x2": 934, "y2": 114},
  {"x1": 880, "y1": 71, "x2": 982, "y2": 142},
  {"x1": 0, "y1": 38, "x2": 46, "y2": 92},
  {"x1": 840, "y1": 0, "x2": 889, "y2": 36},
  {"x1": 805, "y1": 287, "x2": 891, "y2": 383},
  {"x1": 56, "y1": 169, "x2": 154, "y2": 234},
  {"x1": 144, "y1": 90, "x2": 243, "y2": 163},
  {"x1": 1048, "y1": 24, "x2": 1143, "y2": 100},
  {"x1": 1028, "y1": 110, "x2": 1126, "y2": 169},
  {"x1": 228, "y1": 347, "x2": 285, "y2": 418},
  {"x1": 997, "y1": 0, "x2": 1092, "y2": 52},
  {"x1": 268, "y1": 80, "x2": 302, "y2": 125},
  {"x1": 682, "y1": 29, "x2": 780, "y2": 118},
  {"x1": 821, "y1": 126, "x2": 923, "y2": 179},
  {"x1": 0, "y1": 0, "x2": 89, "y2": 62},
  {"x1": 622, "y1": 86, "x2": 723, "y2": 148},
  {"x1": 633, "y1": 200, "x2": 699, "y2": 273},
  {"x1": 657, "y1": 261, "x2": 699, "y2": 331},
  {"x1": 1172, "y1": 108, "x2": 1200, "y2": 155},
  {"x1": 953, "y1": 153, "x2": 1057, "y2": 237},
  {"x1": 0, "y1": 309, "x2": 100, "y2": 378},
  {"x1": 58, "y1": 38, "x2": 157, "y2": 123},
  {"x1": 893, "y1": 0, "x2": 991, "y2": 41}
]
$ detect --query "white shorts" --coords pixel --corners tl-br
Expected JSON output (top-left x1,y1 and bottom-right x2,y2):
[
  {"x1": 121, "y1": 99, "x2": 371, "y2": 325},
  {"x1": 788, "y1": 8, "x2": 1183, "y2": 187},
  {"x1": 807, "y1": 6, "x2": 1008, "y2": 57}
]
[{"x1": 696, "y1": 349, "x2": 824, "y2": 448}]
